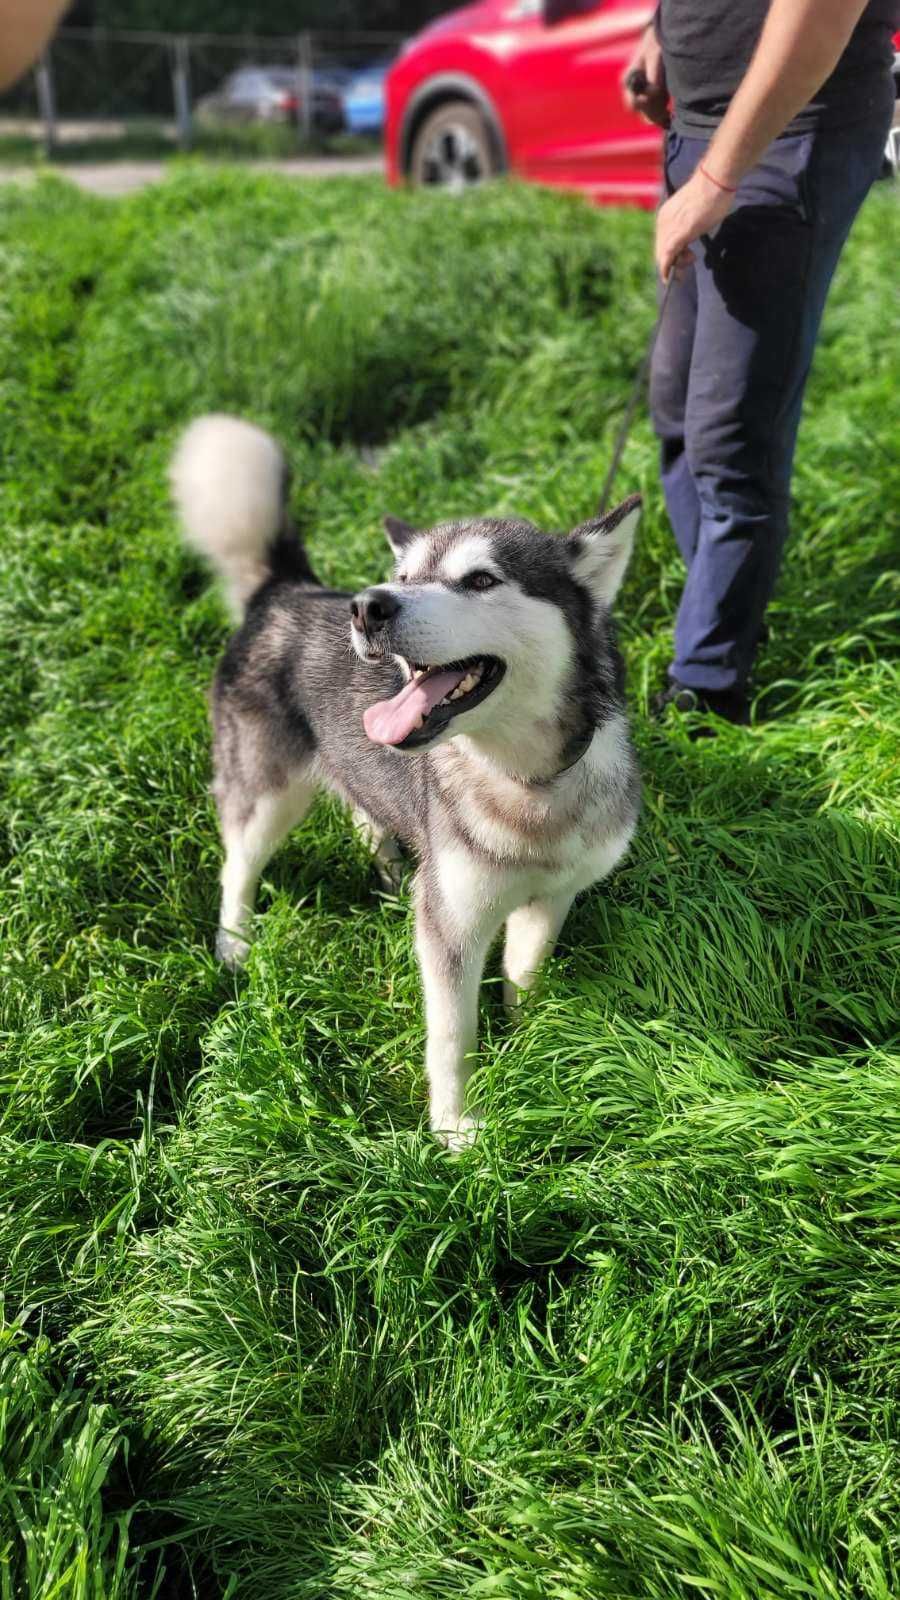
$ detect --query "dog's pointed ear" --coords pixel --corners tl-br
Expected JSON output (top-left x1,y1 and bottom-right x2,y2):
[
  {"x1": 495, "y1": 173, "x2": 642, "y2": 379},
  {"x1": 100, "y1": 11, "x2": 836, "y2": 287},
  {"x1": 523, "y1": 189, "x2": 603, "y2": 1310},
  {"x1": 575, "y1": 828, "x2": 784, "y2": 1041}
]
[
  {"x1": 383, "y1": 515, "x2": 417, "y2": 557},
  {"x1": 567, "y1": 493, "x2": 641, "y2": 604}
]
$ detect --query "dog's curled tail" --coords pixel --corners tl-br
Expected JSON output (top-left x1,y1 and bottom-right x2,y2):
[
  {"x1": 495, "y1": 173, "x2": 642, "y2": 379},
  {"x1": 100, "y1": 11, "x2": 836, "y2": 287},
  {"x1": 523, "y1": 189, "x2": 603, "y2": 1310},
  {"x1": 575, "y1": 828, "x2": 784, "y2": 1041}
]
[{"x1": 170, "y1": 413, "x2": 318, "y2": 620}]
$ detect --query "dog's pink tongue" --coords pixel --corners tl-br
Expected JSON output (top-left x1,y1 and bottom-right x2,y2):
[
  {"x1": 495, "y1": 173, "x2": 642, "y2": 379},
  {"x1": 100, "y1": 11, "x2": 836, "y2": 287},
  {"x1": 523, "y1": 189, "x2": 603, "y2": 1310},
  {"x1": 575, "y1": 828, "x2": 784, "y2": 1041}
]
[{"x1": 363, "y1": 668, "x2": 465, "y2": 746}]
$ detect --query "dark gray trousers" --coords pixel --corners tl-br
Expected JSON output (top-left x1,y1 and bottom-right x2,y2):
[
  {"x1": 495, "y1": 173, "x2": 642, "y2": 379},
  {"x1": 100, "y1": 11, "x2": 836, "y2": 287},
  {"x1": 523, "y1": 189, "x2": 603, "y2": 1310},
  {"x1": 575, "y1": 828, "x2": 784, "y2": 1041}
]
[{"x1": 650, "y1": 93, "x2": 893, "y2": 693}]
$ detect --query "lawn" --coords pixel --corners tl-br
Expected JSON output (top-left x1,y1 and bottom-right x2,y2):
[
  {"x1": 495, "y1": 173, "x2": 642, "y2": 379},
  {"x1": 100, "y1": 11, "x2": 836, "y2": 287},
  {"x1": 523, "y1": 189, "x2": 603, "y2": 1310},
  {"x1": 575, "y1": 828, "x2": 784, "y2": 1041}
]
[{"x1": 0, "y1": 167, "x2": 898, "y2": 1599}]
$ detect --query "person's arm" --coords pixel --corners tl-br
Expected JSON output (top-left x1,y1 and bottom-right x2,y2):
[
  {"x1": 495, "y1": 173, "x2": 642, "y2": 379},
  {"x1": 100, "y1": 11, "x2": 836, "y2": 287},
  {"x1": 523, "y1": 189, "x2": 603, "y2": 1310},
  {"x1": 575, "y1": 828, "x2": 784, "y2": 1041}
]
[
  {"x1": 656, "y1": 0, "x2": 871, "y2": 282},
  {"x1": 621, "y1": 16, "x2": 670, "y2": 129}
]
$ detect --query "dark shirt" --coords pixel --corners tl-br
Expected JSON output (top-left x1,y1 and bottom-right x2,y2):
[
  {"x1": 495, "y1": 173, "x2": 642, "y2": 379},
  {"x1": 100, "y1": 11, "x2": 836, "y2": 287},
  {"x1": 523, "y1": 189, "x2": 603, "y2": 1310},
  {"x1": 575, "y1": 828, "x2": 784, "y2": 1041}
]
[{"x1": 657, "y1": 0, "x2": 899, "y2": 137}]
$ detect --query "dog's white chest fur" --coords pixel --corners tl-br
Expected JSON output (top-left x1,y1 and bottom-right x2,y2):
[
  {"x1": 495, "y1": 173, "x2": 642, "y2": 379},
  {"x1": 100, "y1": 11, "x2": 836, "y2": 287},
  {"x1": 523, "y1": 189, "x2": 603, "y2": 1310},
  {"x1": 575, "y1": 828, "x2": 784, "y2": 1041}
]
[{"x1": 431, "y1": 716, "x2": 637, "y2": 939}]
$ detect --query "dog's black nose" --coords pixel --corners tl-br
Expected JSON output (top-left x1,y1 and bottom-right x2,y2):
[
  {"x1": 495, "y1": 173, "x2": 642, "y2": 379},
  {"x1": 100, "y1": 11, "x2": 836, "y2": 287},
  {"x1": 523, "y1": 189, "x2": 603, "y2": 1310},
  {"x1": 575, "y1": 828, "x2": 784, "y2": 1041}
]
[{"x1": 350, "y1": 586, "x2": 401, "y2": 633}]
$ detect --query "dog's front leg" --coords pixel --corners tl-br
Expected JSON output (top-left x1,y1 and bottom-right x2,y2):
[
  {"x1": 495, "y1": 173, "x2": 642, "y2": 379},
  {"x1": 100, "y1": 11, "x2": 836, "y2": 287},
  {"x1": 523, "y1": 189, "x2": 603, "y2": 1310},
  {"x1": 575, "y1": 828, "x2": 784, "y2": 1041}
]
[
  {"x1": 414, "y1": 886, "x2": 497, "y2": 1149},
  {"x1": 351, "y1": 807, "x2": 405, "y2": 893},
  {"x1": 502, "y1": 891, "x2": 574, "y2": 1015}
]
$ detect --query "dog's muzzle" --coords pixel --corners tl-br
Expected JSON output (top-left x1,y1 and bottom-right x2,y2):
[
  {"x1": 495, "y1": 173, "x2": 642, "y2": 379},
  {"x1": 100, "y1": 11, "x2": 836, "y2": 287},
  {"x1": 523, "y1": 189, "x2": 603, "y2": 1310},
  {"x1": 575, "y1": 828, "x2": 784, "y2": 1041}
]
[
  {"x1": 349, "y1": 586, "x2": 505, "y2": 750},
  {"x1": 350, "y1": 586, "x2": 400, "y2": 644}
]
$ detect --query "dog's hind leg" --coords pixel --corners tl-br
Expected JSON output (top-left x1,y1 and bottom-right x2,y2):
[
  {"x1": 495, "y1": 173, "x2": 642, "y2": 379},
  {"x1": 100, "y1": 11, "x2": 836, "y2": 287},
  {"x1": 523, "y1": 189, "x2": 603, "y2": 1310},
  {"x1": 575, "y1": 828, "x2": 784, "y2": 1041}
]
[
  {"x1": 502, "y1": 891, "x2": 574, "y2": 1016},
  {"x1": 215, "y1": 773, "x2": 316, "y2": 968}
]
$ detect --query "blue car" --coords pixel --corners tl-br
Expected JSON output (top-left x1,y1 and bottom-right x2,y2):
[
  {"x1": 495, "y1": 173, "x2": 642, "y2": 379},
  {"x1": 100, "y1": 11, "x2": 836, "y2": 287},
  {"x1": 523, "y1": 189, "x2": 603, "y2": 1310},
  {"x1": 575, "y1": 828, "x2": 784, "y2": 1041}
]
[{"x1": 342, "y1": 62, "x2": 390, "y2": 136}]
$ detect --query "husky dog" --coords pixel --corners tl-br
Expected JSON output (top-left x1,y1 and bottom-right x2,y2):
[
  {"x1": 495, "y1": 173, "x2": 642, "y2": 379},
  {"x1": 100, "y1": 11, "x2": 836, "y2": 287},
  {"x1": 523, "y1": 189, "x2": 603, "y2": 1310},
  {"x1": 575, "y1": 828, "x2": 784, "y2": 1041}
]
[{"x1": 171, "y1": 414, "x2": 641, "y2": 1146}]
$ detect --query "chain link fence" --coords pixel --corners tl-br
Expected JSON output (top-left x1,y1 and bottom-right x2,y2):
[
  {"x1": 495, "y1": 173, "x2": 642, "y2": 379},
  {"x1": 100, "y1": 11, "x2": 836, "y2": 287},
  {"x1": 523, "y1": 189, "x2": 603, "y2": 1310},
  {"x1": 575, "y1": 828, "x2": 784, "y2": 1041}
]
[{"x1": 0, "y1": 27, "x2": 404, "y2": 157}]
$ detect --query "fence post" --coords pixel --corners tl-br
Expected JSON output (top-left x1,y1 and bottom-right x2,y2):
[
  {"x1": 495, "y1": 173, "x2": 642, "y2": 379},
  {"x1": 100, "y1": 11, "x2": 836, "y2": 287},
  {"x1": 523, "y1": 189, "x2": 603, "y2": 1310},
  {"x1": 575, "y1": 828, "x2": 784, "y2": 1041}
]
[
  {"x1": 34, "y1": 48, "x2": 57, "y2": 157},
  {"x1": 171, "y1": 35, "x2": 192, "y2": 151},
  {"x1": 296, "y1": 32, "x2": 313, "y2": 146}
]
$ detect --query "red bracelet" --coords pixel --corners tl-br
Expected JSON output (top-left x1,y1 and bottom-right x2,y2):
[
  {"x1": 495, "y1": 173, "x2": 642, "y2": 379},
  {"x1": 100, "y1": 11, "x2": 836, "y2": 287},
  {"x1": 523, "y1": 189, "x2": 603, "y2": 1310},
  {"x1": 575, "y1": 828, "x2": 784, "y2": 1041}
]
[{"x1": 699, "y1": 161, "x2": 738, "y2": 194}]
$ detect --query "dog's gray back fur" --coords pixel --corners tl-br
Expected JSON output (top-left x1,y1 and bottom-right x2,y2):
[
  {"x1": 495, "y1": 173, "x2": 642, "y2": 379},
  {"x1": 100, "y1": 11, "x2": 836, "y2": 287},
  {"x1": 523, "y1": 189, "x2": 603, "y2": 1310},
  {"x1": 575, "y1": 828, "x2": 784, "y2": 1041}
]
[{"x1": 171, "y1": 414, "x2": 641, "y2": 1145}]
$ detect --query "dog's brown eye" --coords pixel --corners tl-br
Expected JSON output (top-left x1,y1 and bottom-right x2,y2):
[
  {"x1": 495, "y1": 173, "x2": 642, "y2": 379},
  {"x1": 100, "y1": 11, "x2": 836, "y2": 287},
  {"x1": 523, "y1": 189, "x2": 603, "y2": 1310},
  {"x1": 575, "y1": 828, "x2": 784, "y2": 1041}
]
[{"x1": 464, "y1": 571, "x2": 500, "y2": 591}]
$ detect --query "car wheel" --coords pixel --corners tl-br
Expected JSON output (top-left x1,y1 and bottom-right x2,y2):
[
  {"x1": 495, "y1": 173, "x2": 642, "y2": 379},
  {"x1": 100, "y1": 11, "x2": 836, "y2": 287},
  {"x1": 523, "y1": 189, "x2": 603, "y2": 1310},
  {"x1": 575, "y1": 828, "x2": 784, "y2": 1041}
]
[{"x1": 409, "y1": 100, "x2": 498, "y2": 191}]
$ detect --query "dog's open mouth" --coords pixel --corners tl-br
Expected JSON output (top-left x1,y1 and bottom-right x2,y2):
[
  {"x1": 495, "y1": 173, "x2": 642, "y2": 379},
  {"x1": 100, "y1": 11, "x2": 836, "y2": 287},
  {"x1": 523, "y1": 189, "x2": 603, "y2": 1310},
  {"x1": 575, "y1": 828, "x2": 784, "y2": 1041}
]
[{"x1": 363, "y1": 655, "x2": 505, "y2": 748}]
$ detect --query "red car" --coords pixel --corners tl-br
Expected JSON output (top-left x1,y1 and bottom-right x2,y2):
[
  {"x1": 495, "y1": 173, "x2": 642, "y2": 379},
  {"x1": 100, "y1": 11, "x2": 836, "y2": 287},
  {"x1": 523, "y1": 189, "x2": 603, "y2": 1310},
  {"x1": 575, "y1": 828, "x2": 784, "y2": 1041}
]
[
  {"x1": 386, "y1": 5, "x2": 900, "y2": 206},
  {"x1": 385, "y1": 0, "x2": 661, "y2": 209}
]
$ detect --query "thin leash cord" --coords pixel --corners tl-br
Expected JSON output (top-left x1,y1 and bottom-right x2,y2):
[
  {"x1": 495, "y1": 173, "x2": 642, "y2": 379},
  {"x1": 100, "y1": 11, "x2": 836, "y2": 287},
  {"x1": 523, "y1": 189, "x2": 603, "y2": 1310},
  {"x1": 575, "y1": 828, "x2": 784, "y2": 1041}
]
[{"x1": 598, "y1": 273, "x2": 675, "y2": 513}]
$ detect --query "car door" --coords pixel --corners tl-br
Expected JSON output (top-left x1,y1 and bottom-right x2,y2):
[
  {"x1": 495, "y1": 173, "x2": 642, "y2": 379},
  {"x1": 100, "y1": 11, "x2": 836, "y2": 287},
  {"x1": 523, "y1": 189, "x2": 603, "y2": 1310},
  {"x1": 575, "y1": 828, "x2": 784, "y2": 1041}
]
[{"x1": 499, "y1": 0, "x2": 660, "y2": 204}]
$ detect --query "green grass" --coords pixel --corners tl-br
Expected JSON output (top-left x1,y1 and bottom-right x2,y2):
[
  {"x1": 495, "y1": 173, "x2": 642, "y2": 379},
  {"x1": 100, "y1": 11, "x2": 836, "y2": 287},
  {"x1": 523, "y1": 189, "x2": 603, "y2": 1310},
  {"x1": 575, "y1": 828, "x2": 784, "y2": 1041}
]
[{"x1": 0, "y1": 166, "x2": 898, "y2": 1598}]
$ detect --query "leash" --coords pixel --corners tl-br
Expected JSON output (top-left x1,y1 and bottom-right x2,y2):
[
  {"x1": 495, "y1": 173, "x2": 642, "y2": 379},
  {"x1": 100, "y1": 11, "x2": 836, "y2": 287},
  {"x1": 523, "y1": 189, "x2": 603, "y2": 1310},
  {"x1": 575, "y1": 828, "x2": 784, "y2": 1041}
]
[
  {"x1": 531, "y1": 276, "x2": 677, "y2": 786},
  {"x1": 598, "y1": 272, "x2": 675, "y2": 513}
]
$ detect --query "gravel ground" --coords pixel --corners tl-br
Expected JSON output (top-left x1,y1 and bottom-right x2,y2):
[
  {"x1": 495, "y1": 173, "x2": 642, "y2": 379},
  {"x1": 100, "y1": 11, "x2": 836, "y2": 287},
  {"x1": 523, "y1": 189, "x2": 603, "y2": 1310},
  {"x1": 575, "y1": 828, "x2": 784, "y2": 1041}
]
[{"x1": 2, "y1": 155, "x2": 383, "y2": 196}]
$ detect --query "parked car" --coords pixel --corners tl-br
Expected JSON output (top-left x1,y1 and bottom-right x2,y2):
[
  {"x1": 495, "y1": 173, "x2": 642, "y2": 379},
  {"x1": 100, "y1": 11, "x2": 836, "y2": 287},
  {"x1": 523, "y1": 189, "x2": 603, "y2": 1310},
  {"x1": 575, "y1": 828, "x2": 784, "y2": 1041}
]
[
  {"x1": 342, "y1": 61, "x2": 392, "y2": 136},
  {"x1": 196, "y1": 65, "x2": 344, "y2": 135},
  {"x1": 387, "y1": 4, "x2": 900, "y2": 206},
  {"x1": 386, "y1": 0, "x2": 660, "y2": 207}
]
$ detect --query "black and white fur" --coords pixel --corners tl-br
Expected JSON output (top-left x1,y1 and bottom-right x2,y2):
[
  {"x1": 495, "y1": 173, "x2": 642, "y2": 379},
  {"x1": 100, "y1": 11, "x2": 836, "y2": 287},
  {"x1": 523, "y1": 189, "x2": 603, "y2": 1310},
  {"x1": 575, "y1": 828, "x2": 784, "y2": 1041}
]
[{"x1": 171, "y1": 414, "x2": 641, "y2": 1146}]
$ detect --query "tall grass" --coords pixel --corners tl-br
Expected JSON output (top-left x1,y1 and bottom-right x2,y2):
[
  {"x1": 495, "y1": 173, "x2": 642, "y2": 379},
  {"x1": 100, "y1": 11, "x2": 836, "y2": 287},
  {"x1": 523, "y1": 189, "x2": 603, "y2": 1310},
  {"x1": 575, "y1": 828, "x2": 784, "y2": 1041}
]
[{"x1": 0, "y1": 168, "x2": 898, "y2": 1597}]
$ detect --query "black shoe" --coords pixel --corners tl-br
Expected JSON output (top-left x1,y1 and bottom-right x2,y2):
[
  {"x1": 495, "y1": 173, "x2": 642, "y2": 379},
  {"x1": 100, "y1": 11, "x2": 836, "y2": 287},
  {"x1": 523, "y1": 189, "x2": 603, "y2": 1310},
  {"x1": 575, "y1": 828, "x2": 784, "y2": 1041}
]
[{"x1": 652, "y1": 680, "x2": 750, "y2": 731}]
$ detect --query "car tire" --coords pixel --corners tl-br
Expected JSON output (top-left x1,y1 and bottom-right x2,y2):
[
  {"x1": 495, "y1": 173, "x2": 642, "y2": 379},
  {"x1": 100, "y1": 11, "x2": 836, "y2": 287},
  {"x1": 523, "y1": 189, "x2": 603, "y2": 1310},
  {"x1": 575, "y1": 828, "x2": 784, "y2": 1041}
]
[{"x1": 409, "y1": 99, "x2": 499, "y2": 190}]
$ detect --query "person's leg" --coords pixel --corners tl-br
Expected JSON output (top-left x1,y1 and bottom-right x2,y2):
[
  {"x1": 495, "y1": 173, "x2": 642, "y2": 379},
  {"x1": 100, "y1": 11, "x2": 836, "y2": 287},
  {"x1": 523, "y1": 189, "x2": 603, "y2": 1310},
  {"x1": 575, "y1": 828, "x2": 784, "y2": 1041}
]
[
  {"x1": 667, "y1": 114, "x2": 891, "y2": 698},
  {"x1": 649, "y1": 132, "x2": 701, "y2": 570},
  {"x1": 673, "y1": 143, "x2": 810, "y2": 694}
]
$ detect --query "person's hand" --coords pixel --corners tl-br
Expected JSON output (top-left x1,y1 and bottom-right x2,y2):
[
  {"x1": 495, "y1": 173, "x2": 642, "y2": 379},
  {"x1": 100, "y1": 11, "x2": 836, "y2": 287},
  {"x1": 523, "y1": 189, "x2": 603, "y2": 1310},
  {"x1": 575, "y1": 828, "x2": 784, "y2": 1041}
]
[
  {"x1": 655, "y1": 165, "x2": 737, "y2": 281},
  {"x1": 621, "y1": 24, "x2": 670, "y2": 128}
]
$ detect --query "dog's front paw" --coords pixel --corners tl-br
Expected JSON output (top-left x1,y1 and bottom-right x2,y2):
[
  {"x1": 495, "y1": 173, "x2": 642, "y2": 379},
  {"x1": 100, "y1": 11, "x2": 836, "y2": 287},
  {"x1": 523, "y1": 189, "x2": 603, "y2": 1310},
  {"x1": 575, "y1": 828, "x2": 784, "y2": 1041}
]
[
  {"x1": 503, "y1": 977, "x2": 525, "y2": 1019},
  {"x1": 215, "y1": 927, "x2": 250, "y2": 970},
  {"x1": 432, "y1": 1111, "x2": 483, "y2": 1153},
  {"x1": 375, "y1": 852, "x2": 406, "y2": 894}
]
